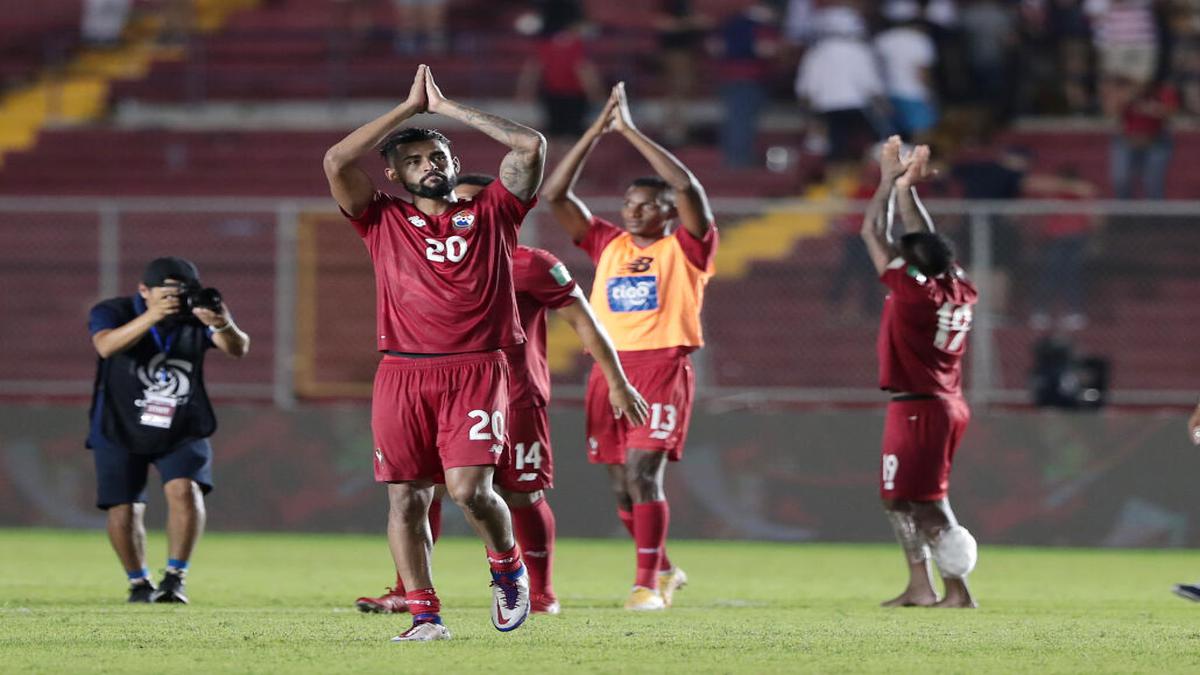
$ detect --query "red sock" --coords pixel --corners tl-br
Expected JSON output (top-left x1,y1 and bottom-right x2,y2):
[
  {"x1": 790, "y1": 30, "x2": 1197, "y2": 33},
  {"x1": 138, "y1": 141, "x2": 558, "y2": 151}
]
[
  {"x1": 487, "y1": 544, "x2": 523, "y2": 575},
  {"x1": 391, "y1": 499, "x2": 445, "y2": 595},
  {"x1": 429, "y1": 498, "x2": 443, "y2": 544},
  {"x1": 633, "y1": 501, "x2": 669, "y2": 589},
  {"x1": 511, "y1": 498, "x2": 556, "y2": 597},
  {"x1": 621, "y1": 507, "x2": 672, "y2": 572},
  {"x1": 405, "y1": 587, "x2": 441, "y2": 622}
]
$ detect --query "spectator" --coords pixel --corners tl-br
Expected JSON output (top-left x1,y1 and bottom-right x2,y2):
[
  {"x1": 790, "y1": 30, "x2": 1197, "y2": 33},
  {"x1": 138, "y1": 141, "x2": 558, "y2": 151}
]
[
  {"x1": 654, "y1": 0, "x2": 711, "y2": 145},
  {"x1": 795, "y1": 6, "x2": 890, "y2": 165},
  {"x1": 713, "y1": 1, "x2": 781, "y2": 167},
  {"x1": 950, "y1": 144, "x2": 1032, "y2": 316},
  {"x1": 959, "y1": 0, "x2": 1019, "y2": 119},
  {"x1": 1046, "y1": 0, "x2": 1096, "y2": 113},
  {"x1": 1025, "y1": 166, "x2": 1099, "y2": 331},
  {"x1": 874, "y1": 1, "x2": 939, "y2": 139},
  {"x1": 1085, "y1": 0, "x2": 1162, "y2": 113},
  {"x1": 517, "y1": 6, "x2": 604, "y2": 142},
  {"x1": 392, "y1": 0, "x2": 448, "y2": 54},
  {"x1": 1111, "y1": 79, "x2": 1178, "y2": 198}
]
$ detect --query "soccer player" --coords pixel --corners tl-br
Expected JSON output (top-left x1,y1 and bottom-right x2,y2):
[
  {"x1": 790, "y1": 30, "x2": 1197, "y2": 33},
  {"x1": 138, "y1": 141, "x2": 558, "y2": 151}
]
[
  {"x1": 860, "y1": 136, "x2": 979, "y2": 609},
  {"x1": 355, "y1": 174, "x2": 650, "y2": 616},
  {"x1": 323, "y1": 65, "x2": 546, "y2": 641},
  {"x1": 541, "y1": 83, "x2": 717, "y2": 611}
]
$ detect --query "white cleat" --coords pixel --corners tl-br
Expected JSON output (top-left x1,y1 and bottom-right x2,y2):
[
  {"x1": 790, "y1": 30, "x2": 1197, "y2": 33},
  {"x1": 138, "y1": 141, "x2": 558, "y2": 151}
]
[
  {"x1": 491, "y1": 566, "x2": 531, "y2": 632},
  {"x1": 658, "y1": 567, "x2": 688, "y2": 608},
  {"x1": 624, "y1": 585, "x2": 666, "y2": 611},
  {"x1": 391, "y1": 621, "x2": 451, "y2": 642}
]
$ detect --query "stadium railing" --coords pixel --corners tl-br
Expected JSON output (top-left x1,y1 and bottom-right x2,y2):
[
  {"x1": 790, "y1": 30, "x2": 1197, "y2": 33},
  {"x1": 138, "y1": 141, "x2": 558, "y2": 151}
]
[{"x1": 2, "y1": 196, "x2": 1197, "y2": 409}]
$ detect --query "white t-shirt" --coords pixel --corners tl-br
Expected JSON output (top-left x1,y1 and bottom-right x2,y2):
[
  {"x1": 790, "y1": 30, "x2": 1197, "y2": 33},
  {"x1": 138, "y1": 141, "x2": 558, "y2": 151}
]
[
  {"x1": 795, "y1": 37, "x2": 884, "y2": 112},
  {"x1": 874, "y1": 27, "x2": 936, "y2": 101}
]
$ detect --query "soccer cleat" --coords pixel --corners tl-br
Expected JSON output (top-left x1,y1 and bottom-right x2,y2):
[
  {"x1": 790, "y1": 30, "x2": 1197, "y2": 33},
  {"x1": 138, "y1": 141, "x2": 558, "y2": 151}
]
[
  {"x1": 1173, "y1": 583, "x2": 1200, "y2": 602},
  {"x1": 658, "y1": 567, "x2": 688, "y2": 608},
  {"x1": 623, "y1": 585, "x2": 666, "y2": 611},
  {"x1": 490, "y1": 565, "x2": 531, "y2": 632},
  {"x1": 391, "y1": 621, "x2": 451, "y2": 642},
  {"x1": 150, "y1": 571, "x2": 189, "y2": 604},
  {"x1": 531, "y1": 592, "x2": 561, "y2": 615},
  {"x1": 128, "y1": 579, "x2": 156, "y2": 603},
  {"x1": 356, "y1": 587, "x2": 410, "y2": 614}
]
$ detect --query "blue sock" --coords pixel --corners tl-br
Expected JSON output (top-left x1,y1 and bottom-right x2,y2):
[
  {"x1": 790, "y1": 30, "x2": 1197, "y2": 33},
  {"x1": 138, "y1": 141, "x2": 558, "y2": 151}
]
[
  {"x1": 166, "y1": 558, "x2": 189, "y2": 574},
  {"x1": 127, "y1": 568, "x2": 150, "y2": 582}
]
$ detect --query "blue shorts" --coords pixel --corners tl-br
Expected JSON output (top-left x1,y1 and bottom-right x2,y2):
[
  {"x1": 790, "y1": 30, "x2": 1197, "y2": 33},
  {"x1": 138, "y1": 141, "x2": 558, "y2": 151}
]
[{"x1": 92, "y1": 438, "x2": 214, "y2": 510}]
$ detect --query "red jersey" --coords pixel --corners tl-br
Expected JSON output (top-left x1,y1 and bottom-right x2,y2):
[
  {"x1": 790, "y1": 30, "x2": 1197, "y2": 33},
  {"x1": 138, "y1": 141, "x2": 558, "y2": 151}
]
[
  {"x1": 344, "y1": 181, "x2": 535, "y2": 353},
  {"x1": 877, "y1": 258, "x2": 978, "y2": 397},
  {"x1": 504, "y1": 246, "x2": 579, "y2": 408}
]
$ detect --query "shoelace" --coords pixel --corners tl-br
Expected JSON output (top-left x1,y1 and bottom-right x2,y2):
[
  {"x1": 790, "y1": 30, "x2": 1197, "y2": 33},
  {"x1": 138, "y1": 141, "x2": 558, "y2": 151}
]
[{"x1": 490, "y1": 577, "x2": 521, "y2": 610}]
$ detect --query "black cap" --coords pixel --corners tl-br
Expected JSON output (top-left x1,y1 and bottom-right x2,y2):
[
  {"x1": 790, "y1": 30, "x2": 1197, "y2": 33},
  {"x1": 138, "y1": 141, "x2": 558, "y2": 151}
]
[{"x1": 142, "y1": 257, "x2": 200, "y2": 287}]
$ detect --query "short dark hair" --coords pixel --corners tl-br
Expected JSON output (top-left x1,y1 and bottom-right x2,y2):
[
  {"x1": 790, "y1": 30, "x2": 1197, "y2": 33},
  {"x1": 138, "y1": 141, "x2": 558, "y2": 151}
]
[
  {"x1": 899, "y1": 232, "x2": 955, "y2": 277},
  {"x1": 456, "y1": 173, "x2": 495, "y2": 187},
  {"x1": 628, "y1": 176, "x2": 674, "y2": 205},
  {"x1": 379, "y1": 128, "x2": 452, "y2": 161}
]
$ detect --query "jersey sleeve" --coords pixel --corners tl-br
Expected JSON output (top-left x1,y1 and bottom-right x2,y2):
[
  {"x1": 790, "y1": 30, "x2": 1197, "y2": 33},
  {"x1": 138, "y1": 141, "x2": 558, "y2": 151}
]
[
  {"x1": 476, "y1": 180, "x2": 538, "y2": 234},
  {"x1": 576, "y1": 216, "x2": 624, "y2": 264},
  {"x1": 879, "y1": 258, "x2": 933, "y2": 303},
  {"x1": 88, "y1": 302, "x2": 125, "y2": 335},
  {"x1": 340, "y1": 191, "x2": 388, "y2": 238},
  {"x1": 522, "y1": 248, "x2": 578, "y2": 310},
  {"x1": 675, "y1": 222, "x2": 718, "y2": 271}
]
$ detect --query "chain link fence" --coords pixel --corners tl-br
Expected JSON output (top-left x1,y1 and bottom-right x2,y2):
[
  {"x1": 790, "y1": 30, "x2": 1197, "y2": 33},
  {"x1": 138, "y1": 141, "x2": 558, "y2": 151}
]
[{"x1": 2, "y1": 196, "x2": 1197, "y2": 408}]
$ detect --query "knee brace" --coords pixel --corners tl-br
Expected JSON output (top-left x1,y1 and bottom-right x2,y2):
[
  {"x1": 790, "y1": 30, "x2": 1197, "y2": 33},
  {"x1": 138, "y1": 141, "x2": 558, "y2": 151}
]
[{"x1": 930, "y1": 525, "x2": 977, "y2": 579}]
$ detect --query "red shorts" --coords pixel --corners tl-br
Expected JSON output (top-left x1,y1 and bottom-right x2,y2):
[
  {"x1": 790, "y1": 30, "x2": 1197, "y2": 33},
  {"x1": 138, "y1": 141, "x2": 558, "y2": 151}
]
[
  {"x1": 371, "y1": 351, "x2": 509, "y2": 483},
  {"x1": 880, "y1": 396, "x2": 970, "y2": 501},
  {"x1": 585, "y1": 350, "x2": 695, "y2": 465},
  {"x1": 495, "y1": 405, "x2": 553, "y2": 492}
]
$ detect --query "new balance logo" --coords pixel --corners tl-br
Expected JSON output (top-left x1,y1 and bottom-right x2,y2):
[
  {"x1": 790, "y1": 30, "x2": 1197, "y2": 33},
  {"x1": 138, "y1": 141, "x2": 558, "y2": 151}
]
[
  {"x1": 637, "y1": 547, "x2": 661, "y2": 554},
  {"x1": 407, "y1": 599, "x2": 433, "y2": 607},
  {"x1": 517, "y1": 472, "x2": 538, "y2": 482}
]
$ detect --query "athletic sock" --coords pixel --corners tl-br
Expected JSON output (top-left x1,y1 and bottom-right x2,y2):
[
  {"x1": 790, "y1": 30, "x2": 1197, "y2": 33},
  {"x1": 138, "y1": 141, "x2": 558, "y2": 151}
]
[
  {"x1": 486, "y1": 544, "x2": 523, "y2": 576},
  {"x1": 621, "y1": 507, "x2": 673, "y2": 573},
  {"x1": 633, "y1": 501, "x2": 670, "y2": 589},
  {"x1": 405, "y1": 588, "x2": 441, "y2": 624},
  {"x1": 166, "y1": 558, "x2": 188, "y2": 575},
  {"x1": 511, "y1": 498, "x2": 556, "y2": 597},
  {"x1": 127, "y1": 568, "x2": 151, "y2": 583}
]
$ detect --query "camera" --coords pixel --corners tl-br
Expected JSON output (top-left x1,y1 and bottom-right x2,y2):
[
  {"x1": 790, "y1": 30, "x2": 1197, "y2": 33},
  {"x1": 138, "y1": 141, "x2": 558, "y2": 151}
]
[{"x1": 177, "y1": 281, "x2": 223, "y2": 313}]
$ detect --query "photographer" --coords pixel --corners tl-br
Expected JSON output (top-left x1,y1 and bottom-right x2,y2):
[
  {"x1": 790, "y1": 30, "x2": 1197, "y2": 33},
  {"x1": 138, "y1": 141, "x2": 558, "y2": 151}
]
[{"x1": 86, "y1": 257, "x2": 249, "y2": 603}]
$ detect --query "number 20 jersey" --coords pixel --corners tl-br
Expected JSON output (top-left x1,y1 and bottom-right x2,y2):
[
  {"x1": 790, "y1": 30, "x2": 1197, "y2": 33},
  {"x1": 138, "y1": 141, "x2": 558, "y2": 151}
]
[
  {"x1": 877, "y1": 258, "x2": 978, "y2": 397},
  {"x1": 343, "y1": 181, "x2": 534, "y2": 354}
]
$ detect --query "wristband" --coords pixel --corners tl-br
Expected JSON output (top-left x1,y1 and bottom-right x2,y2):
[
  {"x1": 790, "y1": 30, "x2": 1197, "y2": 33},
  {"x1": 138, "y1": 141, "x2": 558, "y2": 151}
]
[{"x1": 211, "y1": 320, "x2": 235, "y2": 334}]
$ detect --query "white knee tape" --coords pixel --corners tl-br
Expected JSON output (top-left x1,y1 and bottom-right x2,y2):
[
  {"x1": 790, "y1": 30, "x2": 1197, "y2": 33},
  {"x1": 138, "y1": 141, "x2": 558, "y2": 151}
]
[{"x1": 931, "y1": 525, "x2": 977, "y2": 579}]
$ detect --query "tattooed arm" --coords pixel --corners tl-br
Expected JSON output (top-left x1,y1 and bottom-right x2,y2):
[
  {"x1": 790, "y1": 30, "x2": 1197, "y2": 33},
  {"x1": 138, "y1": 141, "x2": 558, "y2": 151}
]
[{"x1": 424, "y1": 67, "x2": 546, "y2": 202}]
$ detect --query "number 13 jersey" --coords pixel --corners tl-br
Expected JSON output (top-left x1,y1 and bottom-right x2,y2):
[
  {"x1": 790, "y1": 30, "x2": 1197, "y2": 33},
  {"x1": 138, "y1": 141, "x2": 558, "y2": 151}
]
[
  {"x1": 877, "y1": 257, "x2": 978, "y2": 397},
  {"x1": 343, "y1": 181, "x2": 534, "y2": 354}
]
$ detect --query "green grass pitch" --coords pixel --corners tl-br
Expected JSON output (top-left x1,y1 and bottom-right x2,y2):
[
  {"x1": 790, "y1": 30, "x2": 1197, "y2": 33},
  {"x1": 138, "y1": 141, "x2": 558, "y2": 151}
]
[{"x1": 2, "y1": 529, "x2": 1200, "y2": 673}]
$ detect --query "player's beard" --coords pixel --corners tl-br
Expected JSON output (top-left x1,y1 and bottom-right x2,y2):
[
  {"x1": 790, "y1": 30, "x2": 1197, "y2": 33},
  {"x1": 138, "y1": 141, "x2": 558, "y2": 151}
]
[{"x1": 406, "y1": 174, "x2": 455, "y2": 199}]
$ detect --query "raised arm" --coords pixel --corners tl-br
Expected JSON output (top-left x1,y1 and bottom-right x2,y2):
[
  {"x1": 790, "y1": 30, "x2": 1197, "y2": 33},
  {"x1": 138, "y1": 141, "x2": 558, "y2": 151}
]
[
  {"x1": 323, "y1": 65, "x2": 429, "y2": 217},
  {"x1": 861, "y1": 136, "x2": 910, "y2": 275},
  {"x1": 894, "y1": 144, "x2": 937, "y2": 235},
  {"x1": 556, "y1": 287, "x2": 649, "y2": 426},
  {"x1": 424, "y1": 67, "x2": 546, "y2": 202},
  {"x1": 610, "y1": 83, "x2": 714, "y2": 238},
  {"x1": 540, "y1": 95, "x2": 618, "y2": 243}
]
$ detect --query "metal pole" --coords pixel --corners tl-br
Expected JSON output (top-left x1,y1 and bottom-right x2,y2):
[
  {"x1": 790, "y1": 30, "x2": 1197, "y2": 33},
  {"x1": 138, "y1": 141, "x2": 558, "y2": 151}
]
[
  {"x1": 98, "y1": 203, "x2": 120, "y2": 298},
  {"x1": 273, "y1": 202, "x2": 299, "y2": 409},
  {"x1": 969, "y1": 209, "x2": 997, "y2": 410}
]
